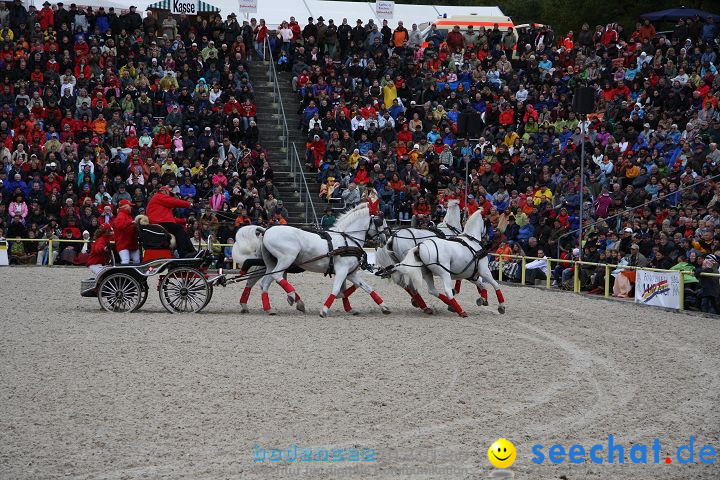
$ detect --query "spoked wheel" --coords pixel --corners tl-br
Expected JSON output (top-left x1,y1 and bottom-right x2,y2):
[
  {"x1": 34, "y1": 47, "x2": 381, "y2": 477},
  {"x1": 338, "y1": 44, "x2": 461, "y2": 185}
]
[
  {"x1": 98, "y1": 273, "x2": 142, "y2": 313},
  {"x1": 159, "y1": 267, "x2": 210, "y2": 313},
  {"x1": 134, "y1": 283, "x2": 149, "y2": 311}
]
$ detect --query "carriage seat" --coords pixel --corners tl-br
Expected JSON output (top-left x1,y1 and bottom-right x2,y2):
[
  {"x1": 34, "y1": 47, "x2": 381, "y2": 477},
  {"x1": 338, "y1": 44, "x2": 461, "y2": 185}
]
[{"x1": 138, "y1": 224, "x2": 175, "y2": 261}]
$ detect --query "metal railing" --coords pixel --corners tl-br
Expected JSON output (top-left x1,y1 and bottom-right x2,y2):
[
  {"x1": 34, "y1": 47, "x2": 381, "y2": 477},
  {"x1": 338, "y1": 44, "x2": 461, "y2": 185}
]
[
  {"x1": 292, "y1": 143, "x2": 320, "y2": 226},
  {"x1": 487, "y1": 253, "x2": 720, "y2": 311},
  {"x1": 262, "y1": 38, "x2": 318, "y2": 226},
  {"x1": 5, "y1": 237, "x2": 719, "y2": 312},
  {"x1": 2, "y1": 237, "x2": 239, "y2": 268}
]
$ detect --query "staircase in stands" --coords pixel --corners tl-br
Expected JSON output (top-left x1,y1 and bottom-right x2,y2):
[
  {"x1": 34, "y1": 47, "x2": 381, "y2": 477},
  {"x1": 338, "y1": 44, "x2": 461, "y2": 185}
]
[{"x1": 247, "y1": 60, "x2": 321, "y2": 226}]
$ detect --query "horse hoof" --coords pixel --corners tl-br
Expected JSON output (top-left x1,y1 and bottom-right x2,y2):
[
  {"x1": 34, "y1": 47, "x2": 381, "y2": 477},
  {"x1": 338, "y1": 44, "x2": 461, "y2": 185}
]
[
  {"x1": 381, "y1": 306, "x2": 391, "y2": 314},
  {"x1": 476, "y1": 298, "x2": 488, "y2": 307},
  {"x1": 411, "y1": 299, "x2": 418, "y2": 308},
  {"x1": 265, "y1": 309, "x2": 276, "y2": 316},
  {"x1": 498, "y1": 305, "x2": 506, "y2": 314},
  {"x1": 296, "y1": 300, "x2": 305, "y2": 313},
  {"x1": 447, "y1": 305, "x2": 454, "y2": 312},
  {"x1": 319, "y1": 310, "x2": 328, "y2": 318},
  {"x1": 240, "y1": 304, "x2": 249, "y2": 313},
  {"x1": 347, "y1": 309, "x2": 360, "y2": 316},
  {"x1": 286, "y1": 296, "x2": 295, "y2": 306},
  {"x1": 458, "y1": 311, "x2": 469, "y2": 318},
  {"x1": 423, "y1": 308, "x2": 434, "y2": 315}
]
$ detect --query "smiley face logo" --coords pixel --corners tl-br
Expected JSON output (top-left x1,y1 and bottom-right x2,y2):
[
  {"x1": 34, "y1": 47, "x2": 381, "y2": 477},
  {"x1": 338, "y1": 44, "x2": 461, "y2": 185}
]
[{"x1": 488, "y1": 438, "x2": 516, "y2": 469}]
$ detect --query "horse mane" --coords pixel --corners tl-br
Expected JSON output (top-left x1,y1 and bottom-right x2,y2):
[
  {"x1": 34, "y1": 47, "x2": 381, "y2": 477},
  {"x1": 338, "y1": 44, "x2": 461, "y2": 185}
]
[
  {"x1": 332, "y1": 203, "x2": 369, "y2": 230},
  {"x1": 463, "y1": 209, "x2": 485, "y2": 236}
]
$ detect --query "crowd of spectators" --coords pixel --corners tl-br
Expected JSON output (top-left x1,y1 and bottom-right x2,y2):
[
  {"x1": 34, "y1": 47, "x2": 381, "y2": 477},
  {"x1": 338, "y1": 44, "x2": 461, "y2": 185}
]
[
  {"x1": 0, "y1": 1, "x2": 718, "y2": 310},
  {"x1": 275, "y1": 14, "x2": 720, "y2": 311},
  {"x1": 0, "y1": 1, "x2": 291, "y2": 267}
]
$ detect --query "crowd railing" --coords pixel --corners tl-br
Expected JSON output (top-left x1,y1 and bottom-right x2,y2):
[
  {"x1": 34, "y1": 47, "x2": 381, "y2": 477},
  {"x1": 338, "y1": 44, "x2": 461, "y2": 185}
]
[{"x1": 3, "y1": 238, "x2": 718, "y2": 312}]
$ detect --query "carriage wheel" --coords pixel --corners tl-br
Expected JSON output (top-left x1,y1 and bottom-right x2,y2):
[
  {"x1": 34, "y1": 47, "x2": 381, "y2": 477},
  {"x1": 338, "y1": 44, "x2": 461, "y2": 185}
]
[
  {"x1": 98, "y1": 273, "x2": 142, "y2": 313},
  {"x1": 204, "y1": 285, "x2": 214, "y2": 309},
  {"x1": 159, "y1": 268, "x2": 211, "y2": 313},
  {"x1": 134, "y1": 283, "x2": 149, "y2": 312}
]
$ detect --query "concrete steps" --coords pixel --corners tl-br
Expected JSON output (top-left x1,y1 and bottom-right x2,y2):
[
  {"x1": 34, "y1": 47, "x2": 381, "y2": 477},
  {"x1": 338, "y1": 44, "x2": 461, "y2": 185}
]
[{"x1": 248, "y1": 60, "x2": 321, "y2": 224}]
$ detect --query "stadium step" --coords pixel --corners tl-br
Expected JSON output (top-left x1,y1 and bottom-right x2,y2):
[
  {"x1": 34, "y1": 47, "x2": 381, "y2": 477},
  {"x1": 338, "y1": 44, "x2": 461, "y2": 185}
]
[{"x1": 248, "y1": 61, "x2": 322, "y2": 224}]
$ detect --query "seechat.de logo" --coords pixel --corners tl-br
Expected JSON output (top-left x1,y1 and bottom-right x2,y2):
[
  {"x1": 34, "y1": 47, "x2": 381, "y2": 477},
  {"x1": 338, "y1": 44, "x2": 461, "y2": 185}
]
[{"x1": 488, "y1": 438, "x2": 517, "y2": 469}]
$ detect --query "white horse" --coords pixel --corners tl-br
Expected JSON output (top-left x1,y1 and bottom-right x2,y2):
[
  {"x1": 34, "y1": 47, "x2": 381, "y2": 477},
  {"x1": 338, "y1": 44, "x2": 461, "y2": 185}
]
[
  {"x1": 375, "y1": 199, "x2": 476, "y2": 313},
  {"x1": 232, "y1": 225, "x2": 307, "y2": 314},
  {"x1": 259, "y1": 203, "x2": 391, "y2": 317},
  {"x1": 393, "y1": 209, "x2": 505, "y2": 317}
]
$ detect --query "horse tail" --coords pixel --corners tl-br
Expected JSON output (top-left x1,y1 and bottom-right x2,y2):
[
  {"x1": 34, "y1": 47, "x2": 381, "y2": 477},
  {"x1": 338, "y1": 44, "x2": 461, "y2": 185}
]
[
  {"x1": 395, "y1": 246, "x2": 425, "y2": 291},
  {"x1": 232, "y1": 225, "x2": 265, "y2": 270}
]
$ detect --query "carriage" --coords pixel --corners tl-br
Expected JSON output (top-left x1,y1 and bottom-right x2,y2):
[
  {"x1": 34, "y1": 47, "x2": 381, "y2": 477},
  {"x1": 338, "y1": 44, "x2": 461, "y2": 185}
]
[{"x1": 81, "y1": 232, "x2": 224, "y2": 313}]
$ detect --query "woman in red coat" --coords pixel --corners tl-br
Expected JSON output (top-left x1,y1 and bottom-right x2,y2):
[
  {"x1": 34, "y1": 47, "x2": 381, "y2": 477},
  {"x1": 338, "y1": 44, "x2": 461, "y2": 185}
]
[
  {"x1": 112, "y1": 199, "x2": 140, "y2": 264},
  {"x1": 86, "y1": 224, "x2": 114, "y2": 276},
  {"x1": 153, "y1": 127, "x2": 172, "y2": 150}
]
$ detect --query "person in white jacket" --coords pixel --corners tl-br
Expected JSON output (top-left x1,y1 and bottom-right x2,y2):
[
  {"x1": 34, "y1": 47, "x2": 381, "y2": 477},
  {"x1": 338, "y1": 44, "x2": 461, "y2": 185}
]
[{"x1": 524, "y1": 250, "x2": 549, "y2": 284}]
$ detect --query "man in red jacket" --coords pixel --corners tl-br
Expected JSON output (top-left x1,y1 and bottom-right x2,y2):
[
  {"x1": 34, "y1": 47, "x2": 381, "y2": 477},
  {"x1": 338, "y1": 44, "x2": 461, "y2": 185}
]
[
  {"x1": 146, "y1": 186, "x2": 195, "y2": 257},
  {"x1": 112, "y1": 199, "x2": 140, "y2": 264}
]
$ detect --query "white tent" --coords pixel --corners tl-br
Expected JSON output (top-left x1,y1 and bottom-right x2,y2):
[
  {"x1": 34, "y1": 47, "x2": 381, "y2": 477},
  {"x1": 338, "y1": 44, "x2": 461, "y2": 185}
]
[{"x1": 133, "y1": 0, "x2": 505, "y2": 29}]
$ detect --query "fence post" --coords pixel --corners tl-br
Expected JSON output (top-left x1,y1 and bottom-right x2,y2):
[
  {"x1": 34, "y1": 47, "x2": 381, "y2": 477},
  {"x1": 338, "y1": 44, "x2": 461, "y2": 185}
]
[
  {"x1": 498, "y1": 257, "x2": 503, "y2": 282},
  {"x1": 48, "y1": 239, "x2": 54, "y2": 266},
  {"x1": 604, "y1": 264, "x2": 610, "y2": 297},
  {"x1": 679, "y1": 272, "x2": 685, "y2": 311},
  {"x1": 520, "y1": 257, "x2": 526, "y2": 285},
  {"x1": 546, "y1": 258, "x2": 551, "y2": 288},
  {"x1": 573, "y1": 262, "x2": 580, "y2": 293}
]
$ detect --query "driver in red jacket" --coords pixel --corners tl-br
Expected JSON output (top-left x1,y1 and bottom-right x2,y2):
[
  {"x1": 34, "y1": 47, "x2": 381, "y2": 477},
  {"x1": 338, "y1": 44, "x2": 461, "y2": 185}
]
[
  {"x1": 112, "y1": 199, "x2": 141, "y2": 264},
  {"x1": 146, "y1": 185, "x2": 196, "y2": 257}
]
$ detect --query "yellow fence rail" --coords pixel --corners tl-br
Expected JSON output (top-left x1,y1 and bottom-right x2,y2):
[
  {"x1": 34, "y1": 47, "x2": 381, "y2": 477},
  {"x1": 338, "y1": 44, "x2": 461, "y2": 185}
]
[
  {"x1": 3, "y1": 238, "x2": 719, "y2": 310},
  {"x1": 488, "y1": 253, "x2": 720, "y2": 311},
  {"x1": 1, "y1": 237, "x2": 238, "y2": 268}
]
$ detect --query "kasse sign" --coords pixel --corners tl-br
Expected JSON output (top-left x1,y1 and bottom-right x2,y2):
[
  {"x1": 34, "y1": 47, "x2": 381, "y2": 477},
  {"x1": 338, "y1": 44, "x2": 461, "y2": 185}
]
[{"x1": 172, "y1": 0, "x2": 196, "y2": 14}]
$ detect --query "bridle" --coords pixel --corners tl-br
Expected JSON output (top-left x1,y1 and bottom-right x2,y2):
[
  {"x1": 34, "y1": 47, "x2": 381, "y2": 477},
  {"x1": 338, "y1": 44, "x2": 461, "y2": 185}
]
[{"x1": 327, "y1": 215, "x2": 389, "y2": 246}]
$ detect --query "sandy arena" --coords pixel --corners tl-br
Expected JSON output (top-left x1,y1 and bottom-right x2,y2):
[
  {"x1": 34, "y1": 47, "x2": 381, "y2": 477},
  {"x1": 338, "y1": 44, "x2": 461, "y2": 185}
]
[{"x1": 1, "y1": 267, "x2": 719, "y2": 479}]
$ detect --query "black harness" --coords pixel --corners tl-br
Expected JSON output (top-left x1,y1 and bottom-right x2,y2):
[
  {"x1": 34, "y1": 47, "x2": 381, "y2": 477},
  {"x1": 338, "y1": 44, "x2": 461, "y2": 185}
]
[
  {"x1": 422, "y1": 233, "x2": 489, "y2": 281},
  {"x1": 304, "y1": 219, "x2": 381, "y2": 276}
]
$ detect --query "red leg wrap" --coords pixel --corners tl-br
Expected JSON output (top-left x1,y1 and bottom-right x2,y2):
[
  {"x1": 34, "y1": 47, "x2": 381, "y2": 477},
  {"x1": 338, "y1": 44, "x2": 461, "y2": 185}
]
[
  {"x1": 240, "y1": 287, "x2": 252, "y2": 304},
  {"x1": 413, "y1": 293, "x2": 428, "y2": 310},
  {"x1": 479, "y1": 288, "x2": 488, "y2": 300},
  {"x1": 438, "y1": 294, "x2": 451, "y2": 304},
  {"x1": 344, "y1": 285, "x2": 357, "y2": 298},
  {"x1": 261, "y1": 292, "x2": 271, "y2": 311},
  {"x1": 278, "y1": 279, "x2": 295, "y2": 294},
  {"x1": 324, "y1": 294, "x2": 336, "y2": 308},
  {"x1": 342, "y1": 297, "x2": 353, "y2": 312},
  {"x1": 370, "y1": 291, "x2": 384, "y2": 305},
  {"x1": 495, "y1": 289, "x2": 505, "y2": 303},
  {"x1": 448, "y1": 298, "x2": 464, "y2": 315},
  {"x1": 454, "y1": 280, "x2": 462, "y2": 293}
]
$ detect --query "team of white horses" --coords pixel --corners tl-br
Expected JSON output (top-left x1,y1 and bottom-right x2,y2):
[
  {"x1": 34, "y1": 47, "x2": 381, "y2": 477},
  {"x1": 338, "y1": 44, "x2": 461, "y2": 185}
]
[{"x1": 231, "y1": 201, "x2": 505, "y2": 317}]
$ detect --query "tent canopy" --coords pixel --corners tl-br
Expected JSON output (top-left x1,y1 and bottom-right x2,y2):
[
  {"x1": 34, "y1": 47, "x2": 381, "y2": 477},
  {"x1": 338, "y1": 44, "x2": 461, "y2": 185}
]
[
  {"x1": 146, "y1": 0, "x2": 220, "y2": 13},
  {"x1": 639, "y1": 7, "x2": 720, "y2": 22},
  {"x1": 136, "y1": 0, "x2": 505, "y2": 29}
]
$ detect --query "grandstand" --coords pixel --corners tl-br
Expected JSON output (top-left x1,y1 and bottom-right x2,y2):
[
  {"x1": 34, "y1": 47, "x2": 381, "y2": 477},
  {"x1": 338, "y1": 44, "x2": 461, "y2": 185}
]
[{"x1": 0, "y1": 1, "x2": 718, "y2": 311}]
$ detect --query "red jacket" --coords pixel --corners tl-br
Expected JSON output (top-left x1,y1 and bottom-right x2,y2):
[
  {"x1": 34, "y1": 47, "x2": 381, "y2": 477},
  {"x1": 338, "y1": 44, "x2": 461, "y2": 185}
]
[
  {"x1": 87, "y1": 234, "x2": 113, "y2": 266},
  {"x1": 111, "y1": 208, "x2": 139, "y2": 251},
  {"x1": 146, "y1": 192, "x2": 191, "y2": 224}
]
